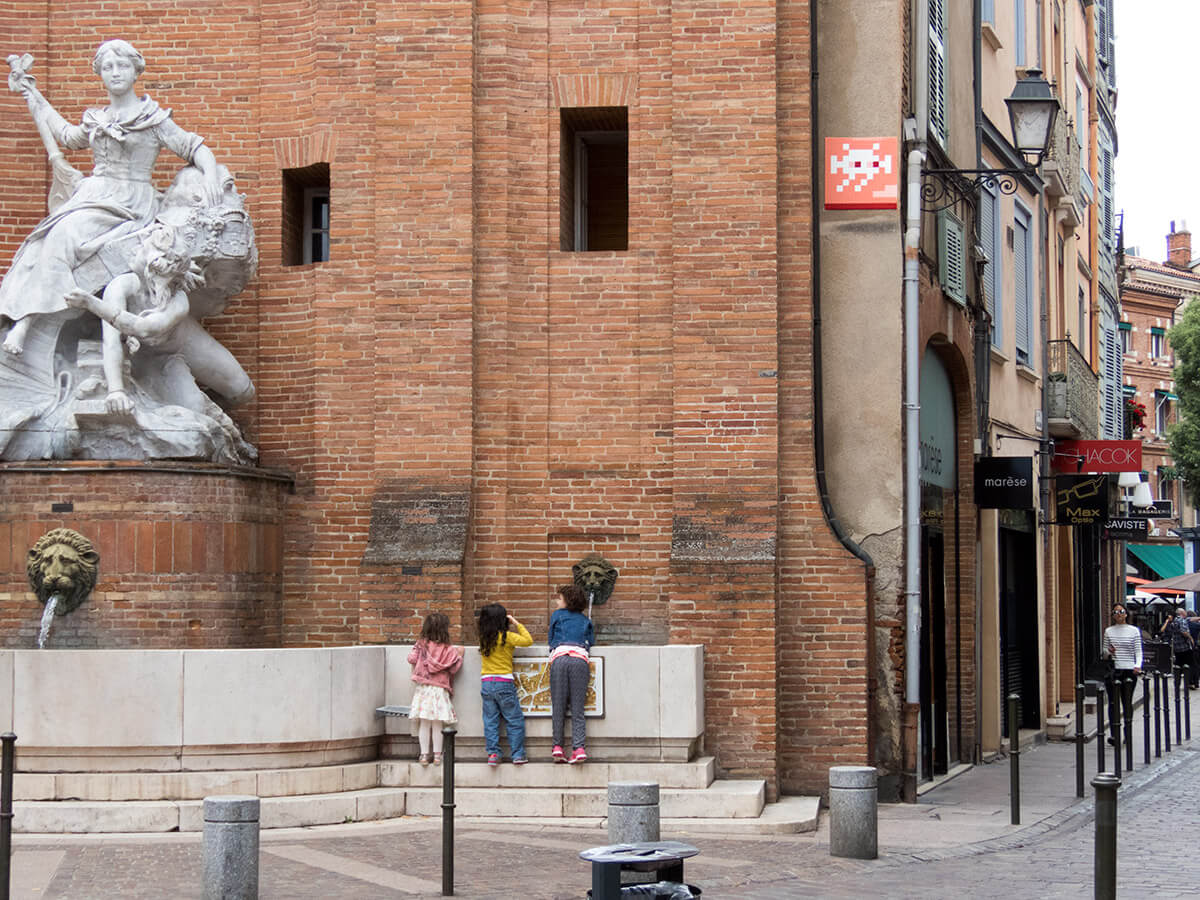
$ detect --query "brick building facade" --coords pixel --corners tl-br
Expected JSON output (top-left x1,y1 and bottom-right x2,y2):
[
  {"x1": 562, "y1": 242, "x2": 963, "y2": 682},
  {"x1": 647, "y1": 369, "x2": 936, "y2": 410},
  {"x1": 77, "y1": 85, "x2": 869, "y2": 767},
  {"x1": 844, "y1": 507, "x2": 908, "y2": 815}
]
[{"x1": 0, "y1": 3, "x2": 871, "y2": 795}]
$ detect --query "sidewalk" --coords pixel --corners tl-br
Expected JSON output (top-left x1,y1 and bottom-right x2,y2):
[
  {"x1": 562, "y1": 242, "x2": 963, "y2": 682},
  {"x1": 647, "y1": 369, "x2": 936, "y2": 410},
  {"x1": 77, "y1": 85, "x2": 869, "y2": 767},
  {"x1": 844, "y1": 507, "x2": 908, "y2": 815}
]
[{"x1": 11, "y1": 685, "x2": 1200, "y2": 898}]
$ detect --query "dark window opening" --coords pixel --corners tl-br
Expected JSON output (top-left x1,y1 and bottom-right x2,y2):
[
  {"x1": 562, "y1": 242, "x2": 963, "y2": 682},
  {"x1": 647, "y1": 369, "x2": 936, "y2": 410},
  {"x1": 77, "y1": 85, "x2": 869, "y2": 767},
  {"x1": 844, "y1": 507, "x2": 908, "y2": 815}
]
[
  {"x1": 560, "y1": 107, "x2": 628, "y2": 251},
  {"x1": 282, "y1": 163, "x2": 330, "y2": 266}
]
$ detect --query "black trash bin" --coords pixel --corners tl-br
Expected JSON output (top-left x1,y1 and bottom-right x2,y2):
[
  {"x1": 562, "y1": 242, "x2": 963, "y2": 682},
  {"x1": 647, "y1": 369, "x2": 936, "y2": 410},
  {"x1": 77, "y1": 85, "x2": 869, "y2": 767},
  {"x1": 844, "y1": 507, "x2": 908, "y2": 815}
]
[{"x1": 581, "y1": 842, "x2": 701, "y2": 900}]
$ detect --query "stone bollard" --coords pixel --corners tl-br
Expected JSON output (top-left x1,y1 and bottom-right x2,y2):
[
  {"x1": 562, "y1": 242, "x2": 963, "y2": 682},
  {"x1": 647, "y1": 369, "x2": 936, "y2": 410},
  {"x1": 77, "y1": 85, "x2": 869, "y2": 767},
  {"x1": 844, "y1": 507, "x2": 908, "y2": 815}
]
[
  {"x1": 828, "y1": 766, "x2": 878, "y2": 860},
  {"x1": 203, "y1": 795, "x2": 260, "y2": 900},
  {"x1": 607, "y1": 782, "x2": 660, "y2": 843}
]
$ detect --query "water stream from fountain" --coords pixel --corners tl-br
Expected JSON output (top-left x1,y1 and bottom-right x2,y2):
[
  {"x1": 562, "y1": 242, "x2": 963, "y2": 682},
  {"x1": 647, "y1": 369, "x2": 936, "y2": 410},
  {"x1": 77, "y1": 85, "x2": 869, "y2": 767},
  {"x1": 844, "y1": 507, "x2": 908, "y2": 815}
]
[{"x1": 37, "y1": 594, "x2": 61, "y2": 648}]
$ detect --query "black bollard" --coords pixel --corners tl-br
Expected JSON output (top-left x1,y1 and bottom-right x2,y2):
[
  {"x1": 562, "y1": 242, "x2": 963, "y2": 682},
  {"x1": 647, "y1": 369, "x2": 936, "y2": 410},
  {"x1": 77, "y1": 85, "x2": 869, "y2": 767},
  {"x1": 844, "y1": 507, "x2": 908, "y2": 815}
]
[
  {"x1": 1112, "y1": 700, "x2": 1121, "y2": 779},
  {"x1": 1185, "y1": 666, "x2": 1193, "y2": 741},
  {"x1": 1174, "y1": 670, "x2": 1183, "y2": 745},
  {"x1": 1163, "y1": 673, "x2": 1172, "y2": 753},
  {"x1": 441, "y1": 725, "x2": 456, "y2": 897},
  {"x1": 1142, "y1": 676, "x2": 1152, "y2": 768},
  {"x1": 1124, "y1": 677, "x2": 1134, "y2": 774},
  {"x1": 1096, "y1": 685, "x2": 1106, "y2": 773},
  {"x1": 1154, "y1": 672, "x2": 1162, "y2": 757},
  {"x1": 0, "y1": 732, "x2": 14, "y2": 900},
  {"x1": 1076, "y1": 683, "x2": 1086, "y2": 799},
  {"x1": 1008, "y1": 694, "x2": 1020, "y2": 825},
  {"x1": 1092, "y1": 773, "x2": 1120, "y2": 900}
]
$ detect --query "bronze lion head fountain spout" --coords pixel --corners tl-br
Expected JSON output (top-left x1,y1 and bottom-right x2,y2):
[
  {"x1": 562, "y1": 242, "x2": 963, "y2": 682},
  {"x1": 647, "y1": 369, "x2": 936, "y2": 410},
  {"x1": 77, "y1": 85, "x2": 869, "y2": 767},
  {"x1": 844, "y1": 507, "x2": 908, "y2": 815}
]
[{"x1": 27, "y1": 528, "x2": 99, "y2": 647}]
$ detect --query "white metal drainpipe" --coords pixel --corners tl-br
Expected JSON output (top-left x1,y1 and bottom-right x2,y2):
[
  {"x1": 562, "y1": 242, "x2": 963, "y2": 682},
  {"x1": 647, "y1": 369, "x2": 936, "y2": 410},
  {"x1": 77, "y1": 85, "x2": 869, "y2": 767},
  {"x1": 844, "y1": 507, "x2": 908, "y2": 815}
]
[{"x1": 903, "y1": 146, "x2": 925, "y2": 715}]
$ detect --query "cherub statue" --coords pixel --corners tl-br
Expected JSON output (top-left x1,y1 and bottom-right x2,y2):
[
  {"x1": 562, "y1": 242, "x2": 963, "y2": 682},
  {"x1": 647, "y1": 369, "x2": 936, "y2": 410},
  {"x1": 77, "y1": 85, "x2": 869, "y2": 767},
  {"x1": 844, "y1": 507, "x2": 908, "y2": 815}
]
[{"x1": 65, "y1": 221, "x2": 254, "y2": 417}]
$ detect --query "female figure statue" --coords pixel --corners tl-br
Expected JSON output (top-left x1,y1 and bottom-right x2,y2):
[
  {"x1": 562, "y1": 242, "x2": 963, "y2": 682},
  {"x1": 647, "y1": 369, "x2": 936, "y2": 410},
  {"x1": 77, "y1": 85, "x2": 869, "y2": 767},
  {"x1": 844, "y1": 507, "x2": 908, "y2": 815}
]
[{"x1": 0, "y1": 39, "x2": 223, "y2": 356}]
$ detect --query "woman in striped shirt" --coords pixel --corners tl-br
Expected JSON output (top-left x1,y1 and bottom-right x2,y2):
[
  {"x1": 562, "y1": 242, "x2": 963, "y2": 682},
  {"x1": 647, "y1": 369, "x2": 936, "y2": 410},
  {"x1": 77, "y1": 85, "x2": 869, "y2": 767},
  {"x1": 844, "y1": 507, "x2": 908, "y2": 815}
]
[{"x1": 1103, "y1": 605, "x2": 1142, "y2": 747}]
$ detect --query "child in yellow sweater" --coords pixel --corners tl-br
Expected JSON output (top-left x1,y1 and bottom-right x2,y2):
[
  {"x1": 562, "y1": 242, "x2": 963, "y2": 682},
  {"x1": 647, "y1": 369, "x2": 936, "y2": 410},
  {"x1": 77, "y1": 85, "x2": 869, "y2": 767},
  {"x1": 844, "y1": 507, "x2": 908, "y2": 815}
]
[{"x1": 478, "y1": 603, "x2": 533, "y2": 766}]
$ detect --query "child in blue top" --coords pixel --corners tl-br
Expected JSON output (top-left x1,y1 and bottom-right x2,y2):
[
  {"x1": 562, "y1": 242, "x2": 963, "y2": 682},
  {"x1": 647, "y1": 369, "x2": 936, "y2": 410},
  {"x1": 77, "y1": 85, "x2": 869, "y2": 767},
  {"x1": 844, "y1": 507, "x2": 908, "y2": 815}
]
[{"x1": 548, "y1": 584, "x2": 595, "y2": 763}]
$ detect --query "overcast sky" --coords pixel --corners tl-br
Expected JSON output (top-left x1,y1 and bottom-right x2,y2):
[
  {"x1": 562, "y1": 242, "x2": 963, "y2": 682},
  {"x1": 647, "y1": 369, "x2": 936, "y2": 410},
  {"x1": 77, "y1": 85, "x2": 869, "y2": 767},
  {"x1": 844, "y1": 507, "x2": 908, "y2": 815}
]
[{"x1": 1114, "y1": 0, "x2": 1199, "y2": 260}]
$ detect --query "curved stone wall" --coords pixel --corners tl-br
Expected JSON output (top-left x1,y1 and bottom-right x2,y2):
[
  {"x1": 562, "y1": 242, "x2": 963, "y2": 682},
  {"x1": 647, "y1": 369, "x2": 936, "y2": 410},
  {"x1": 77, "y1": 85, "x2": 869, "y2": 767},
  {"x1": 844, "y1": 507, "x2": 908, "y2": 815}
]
[{"x1": 0, "y1": 462, "x2": 290, "y2": 648}]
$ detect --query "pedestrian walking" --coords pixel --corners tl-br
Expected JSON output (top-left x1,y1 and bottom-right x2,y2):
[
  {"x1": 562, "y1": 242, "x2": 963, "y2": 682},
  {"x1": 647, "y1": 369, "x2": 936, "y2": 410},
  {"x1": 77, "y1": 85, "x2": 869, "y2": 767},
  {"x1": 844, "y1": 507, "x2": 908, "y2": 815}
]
[
  {"x1": 1103, "y1": 603, "x2": 1142, "y2": 745},
  {"x1": 1160, "y1": 607, "x2": 1195, "y2": 675}
]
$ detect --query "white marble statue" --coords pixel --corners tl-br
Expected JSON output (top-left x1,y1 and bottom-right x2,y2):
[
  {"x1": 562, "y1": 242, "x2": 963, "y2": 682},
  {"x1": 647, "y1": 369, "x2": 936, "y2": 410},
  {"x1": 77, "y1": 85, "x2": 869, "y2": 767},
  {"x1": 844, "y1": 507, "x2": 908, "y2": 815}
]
[{"x1": 0, "y1": 41, "x2": 257, "y2": 464}]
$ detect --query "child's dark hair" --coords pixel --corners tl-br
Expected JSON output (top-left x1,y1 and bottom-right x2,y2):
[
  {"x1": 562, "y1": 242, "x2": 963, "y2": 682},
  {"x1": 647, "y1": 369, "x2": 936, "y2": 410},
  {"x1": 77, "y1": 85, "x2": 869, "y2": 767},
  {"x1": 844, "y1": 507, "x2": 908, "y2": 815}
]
[
  {"x1": 420, "y1": 612, "x2": 451, "y2": 644},
  {"x1": 557, "y1": 584, "x2": 587, "y2": 613},
  {"x1": 478, "y1": 603, "x2": 509, "y2": 656}
]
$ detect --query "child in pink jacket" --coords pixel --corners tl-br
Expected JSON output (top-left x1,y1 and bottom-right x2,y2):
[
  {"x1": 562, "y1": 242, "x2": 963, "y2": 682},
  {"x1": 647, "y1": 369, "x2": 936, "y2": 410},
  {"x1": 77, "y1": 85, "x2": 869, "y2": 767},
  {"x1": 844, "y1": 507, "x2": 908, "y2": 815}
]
[{"x1": 408, "y1": 613, "x2": 464, "y2": 764}]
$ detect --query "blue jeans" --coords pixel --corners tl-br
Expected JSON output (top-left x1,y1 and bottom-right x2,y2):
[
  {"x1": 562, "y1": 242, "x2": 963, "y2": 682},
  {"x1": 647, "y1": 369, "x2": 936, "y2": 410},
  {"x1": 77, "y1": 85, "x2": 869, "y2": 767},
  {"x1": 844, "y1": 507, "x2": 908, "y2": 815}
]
[{"x1": 481, "y1": 679, "x2": 526, "y2": 760}]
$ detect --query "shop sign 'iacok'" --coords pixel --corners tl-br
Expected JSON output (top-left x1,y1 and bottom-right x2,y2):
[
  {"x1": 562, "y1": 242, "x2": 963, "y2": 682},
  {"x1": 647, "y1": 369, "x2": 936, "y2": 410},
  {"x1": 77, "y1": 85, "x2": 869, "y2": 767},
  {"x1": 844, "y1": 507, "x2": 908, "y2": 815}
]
[{"x1": 1051, "y1": 439, "x2": 1142, "y2": 474}]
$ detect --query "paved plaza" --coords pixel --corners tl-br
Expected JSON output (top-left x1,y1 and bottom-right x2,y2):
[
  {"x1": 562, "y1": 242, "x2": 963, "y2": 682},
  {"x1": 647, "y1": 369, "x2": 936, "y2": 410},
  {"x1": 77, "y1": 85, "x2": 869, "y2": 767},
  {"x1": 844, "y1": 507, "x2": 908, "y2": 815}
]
[{"x1": 11, "y1": 699, "x2": 1200, "y2": 899}]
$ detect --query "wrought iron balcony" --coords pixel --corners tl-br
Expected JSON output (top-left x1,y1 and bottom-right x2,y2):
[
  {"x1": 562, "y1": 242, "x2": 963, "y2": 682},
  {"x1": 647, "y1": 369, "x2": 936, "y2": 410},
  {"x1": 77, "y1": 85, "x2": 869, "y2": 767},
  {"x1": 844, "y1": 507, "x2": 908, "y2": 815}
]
[
  {"x1": 1047, "y1": 339, "x2": 1099, "y2": 439},
  {"x1": 1042, "y1": 110, "x2": 1083, "y2": 226}
]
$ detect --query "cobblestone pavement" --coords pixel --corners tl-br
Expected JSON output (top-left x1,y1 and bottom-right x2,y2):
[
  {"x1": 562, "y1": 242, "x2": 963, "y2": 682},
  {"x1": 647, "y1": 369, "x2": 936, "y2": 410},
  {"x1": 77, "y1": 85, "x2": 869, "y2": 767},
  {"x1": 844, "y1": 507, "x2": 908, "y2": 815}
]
[{"x1": 13, "y1": 728, "x2": 1200, "y2": 898}]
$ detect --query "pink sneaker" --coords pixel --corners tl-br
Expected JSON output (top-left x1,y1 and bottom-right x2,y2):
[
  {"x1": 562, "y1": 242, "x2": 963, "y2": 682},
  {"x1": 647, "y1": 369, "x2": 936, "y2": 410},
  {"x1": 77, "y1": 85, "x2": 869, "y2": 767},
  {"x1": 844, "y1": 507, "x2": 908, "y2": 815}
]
[
  {"x1": 487, "y1": 753, "x2": 500, "y2": 767},
  {"x1": 552, "y1": 745, "x2": 566, "y2": 762},
  {"x1": 569, "y1": 747, "x2": 588, "y2": 764}
]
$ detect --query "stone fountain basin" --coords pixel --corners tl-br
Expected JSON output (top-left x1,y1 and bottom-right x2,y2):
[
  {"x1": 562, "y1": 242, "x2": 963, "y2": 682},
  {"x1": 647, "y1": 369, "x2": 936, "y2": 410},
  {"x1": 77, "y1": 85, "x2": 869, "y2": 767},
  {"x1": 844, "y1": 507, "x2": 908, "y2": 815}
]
[{"x1": 0, "y1": 645, "x2": 703, "y2": 773}]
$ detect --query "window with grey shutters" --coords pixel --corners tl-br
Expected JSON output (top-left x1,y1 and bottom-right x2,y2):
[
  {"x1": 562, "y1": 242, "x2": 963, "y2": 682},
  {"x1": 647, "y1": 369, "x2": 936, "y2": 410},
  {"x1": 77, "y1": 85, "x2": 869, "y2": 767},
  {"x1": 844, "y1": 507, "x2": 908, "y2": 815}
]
[
  {"x1": 1100, "y1": 298, "x2": 1123, "y2": 439},
  {"x1": 939, "y1": 209, "x2": 966, "y2": 305},
  {"x1": 928, "y1": 0, "x2": 948, "y2": 147},
  {"x1": 1014, "y1": 0, "x2": 1026, "y2": 67},
  {"x1": 1014, "y1": 208, "x2": 1032, "y2": 365},
  {"x1": 980, "y1": 184, "x2": 1002, "y2": 346}
]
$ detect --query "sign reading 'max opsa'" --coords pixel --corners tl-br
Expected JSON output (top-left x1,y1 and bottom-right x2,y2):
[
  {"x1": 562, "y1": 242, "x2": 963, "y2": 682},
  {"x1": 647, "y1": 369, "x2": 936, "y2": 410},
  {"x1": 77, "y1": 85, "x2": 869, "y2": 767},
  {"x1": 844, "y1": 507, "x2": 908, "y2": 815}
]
[
  {"x1": 1051, "y1": 439, "x2": 1142, "y2": 474},
  {"x1": 975, "y1": 457, "x2": 1034, "y2": 509},
  {"x1": 1055, "y1": 473, "x2": 1111, "y2": 525}
]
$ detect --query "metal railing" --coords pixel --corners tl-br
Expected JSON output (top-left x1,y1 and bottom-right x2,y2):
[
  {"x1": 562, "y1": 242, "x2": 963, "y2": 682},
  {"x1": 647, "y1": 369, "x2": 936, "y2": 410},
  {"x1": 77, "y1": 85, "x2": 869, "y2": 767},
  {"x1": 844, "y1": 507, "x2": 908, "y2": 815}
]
[
  {"x1": 1043, "y1": 110, "x2": 1080, "y2": 200},
  {"x1": 1047, "y1": 339, "x2": 1099, "y2": 438}
]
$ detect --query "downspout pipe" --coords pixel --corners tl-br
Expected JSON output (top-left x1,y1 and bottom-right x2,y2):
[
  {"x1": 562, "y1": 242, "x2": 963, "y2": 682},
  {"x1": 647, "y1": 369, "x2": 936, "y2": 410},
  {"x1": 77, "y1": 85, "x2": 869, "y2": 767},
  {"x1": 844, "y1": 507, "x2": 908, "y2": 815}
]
[
  {"x1": 905, "y1": 0, "x2": 930, "y2": 716},
  {"x1": 904, "y1": 146, "x2": 925, "y2": 710}
]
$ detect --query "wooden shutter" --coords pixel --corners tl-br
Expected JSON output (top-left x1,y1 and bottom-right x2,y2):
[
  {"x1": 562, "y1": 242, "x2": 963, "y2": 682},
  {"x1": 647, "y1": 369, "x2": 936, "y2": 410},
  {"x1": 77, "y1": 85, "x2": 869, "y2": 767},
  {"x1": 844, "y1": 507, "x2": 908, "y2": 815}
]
[
  {"x1": 1015, "y1": 0, "x2": 1027, "y2": 67},
  {"x1": 928, "y1": 0, "x2": 948, "y2": 146},
  {"x1": 1014, "y1": 213, "x2": 1031, "y2": 363},
  {"x1": 939, "y1": 210, "x2": 966, "y2": 305},
  {"x1": 980, "y1": 185, "x2": 1001, "y2": 345}
]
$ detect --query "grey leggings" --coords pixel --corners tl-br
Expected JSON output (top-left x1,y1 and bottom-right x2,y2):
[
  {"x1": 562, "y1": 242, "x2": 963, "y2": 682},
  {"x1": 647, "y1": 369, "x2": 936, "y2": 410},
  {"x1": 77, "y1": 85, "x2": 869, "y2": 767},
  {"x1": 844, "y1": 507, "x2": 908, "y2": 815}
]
[{"x1": 550, "y1": 655, "x2": 589, "y2": 749}]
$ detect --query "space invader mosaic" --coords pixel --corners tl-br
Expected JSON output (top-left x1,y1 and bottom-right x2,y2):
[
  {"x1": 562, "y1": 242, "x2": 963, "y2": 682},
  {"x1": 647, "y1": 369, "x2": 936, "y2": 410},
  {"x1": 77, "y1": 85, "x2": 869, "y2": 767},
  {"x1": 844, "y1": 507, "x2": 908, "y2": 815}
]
[{"x1": 824, "y1": 137, "x2": 899, "y2": 209}]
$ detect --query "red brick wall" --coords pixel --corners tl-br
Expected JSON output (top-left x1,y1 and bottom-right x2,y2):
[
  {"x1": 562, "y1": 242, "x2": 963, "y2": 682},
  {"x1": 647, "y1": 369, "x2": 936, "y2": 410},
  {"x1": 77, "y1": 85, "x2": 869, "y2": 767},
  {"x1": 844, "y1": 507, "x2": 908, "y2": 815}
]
[
  {"x1": 0, "y1": 464, "x2": 287, "y2": 647},
  {"x1": 0, "y1": 1, "x2": 873, "y2": 791}
]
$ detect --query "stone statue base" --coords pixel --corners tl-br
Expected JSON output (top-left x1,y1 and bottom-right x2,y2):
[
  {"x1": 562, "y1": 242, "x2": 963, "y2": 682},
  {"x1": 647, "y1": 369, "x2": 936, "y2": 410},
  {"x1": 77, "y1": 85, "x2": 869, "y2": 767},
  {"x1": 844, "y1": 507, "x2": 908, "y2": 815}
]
[{"x1": 1, "y1": 311, "x2": 255, "y2": 465}]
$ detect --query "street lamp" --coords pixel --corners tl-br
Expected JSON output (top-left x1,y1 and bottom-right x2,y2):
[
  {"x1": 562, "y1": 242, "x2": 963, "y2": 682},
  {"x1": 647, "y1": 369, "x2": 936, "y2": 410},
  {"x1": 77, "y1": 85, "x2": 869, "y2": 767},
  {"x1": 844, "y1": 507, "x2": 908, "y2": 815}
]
[
  {"x1": 1006, "y1": 69, "x2": 1059, "y2": 163},
  {"x1": 922, "y1": 69, "x2": 1060, "y2": 210}
]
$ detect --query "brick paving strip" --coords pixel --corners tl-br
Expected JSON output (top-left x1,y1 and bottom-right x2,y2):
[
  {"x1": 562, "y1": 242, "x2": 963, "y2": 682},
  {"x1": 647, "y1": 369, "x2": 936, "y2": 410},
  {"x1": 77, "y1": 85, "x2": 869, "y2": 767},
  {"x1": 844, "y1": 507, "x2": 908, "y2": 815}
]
[
  {"x1": 11, "y1": 733, "x2": 1200, "y2": 898},
  {"x1": 264, "y1": 845, "x2": 443, "y2": 894}
]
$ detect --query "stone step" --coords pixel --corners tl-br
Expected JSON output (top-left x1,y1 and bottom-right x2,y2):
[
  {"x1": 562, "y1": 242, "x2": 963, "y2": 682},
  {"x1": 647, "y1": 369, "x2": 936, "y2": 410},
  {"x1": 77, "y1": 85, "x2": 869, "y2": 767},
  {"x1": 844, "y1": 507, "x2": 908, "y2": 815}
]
[
  {"x1": 403, "y1": 779, "x2": 765, "y2": 819},
  {"x1": 14, "y1": 761, "x2": 382, "y2": 802},
  {"x1": 382, "y1": 757, "x2": 717, "y2": 790},
  {"x1": 16, "y1": 757, "x2": 719, "y2": 802},
  {"x1": 11, "y1": 779, "x2": 774, "y2": 833}
]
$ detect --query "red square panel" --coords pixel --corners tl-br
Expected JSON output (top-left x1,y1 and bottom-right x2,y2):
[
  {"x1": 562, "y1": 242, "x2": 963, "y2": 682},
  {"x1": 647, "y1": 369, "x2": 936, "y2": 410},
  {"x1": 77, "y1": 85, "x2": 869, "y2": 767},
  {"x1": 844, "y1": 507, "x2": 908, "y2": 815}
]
[{"x1": 825, "y1": 137, "x2": 899, "y2": 209}]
